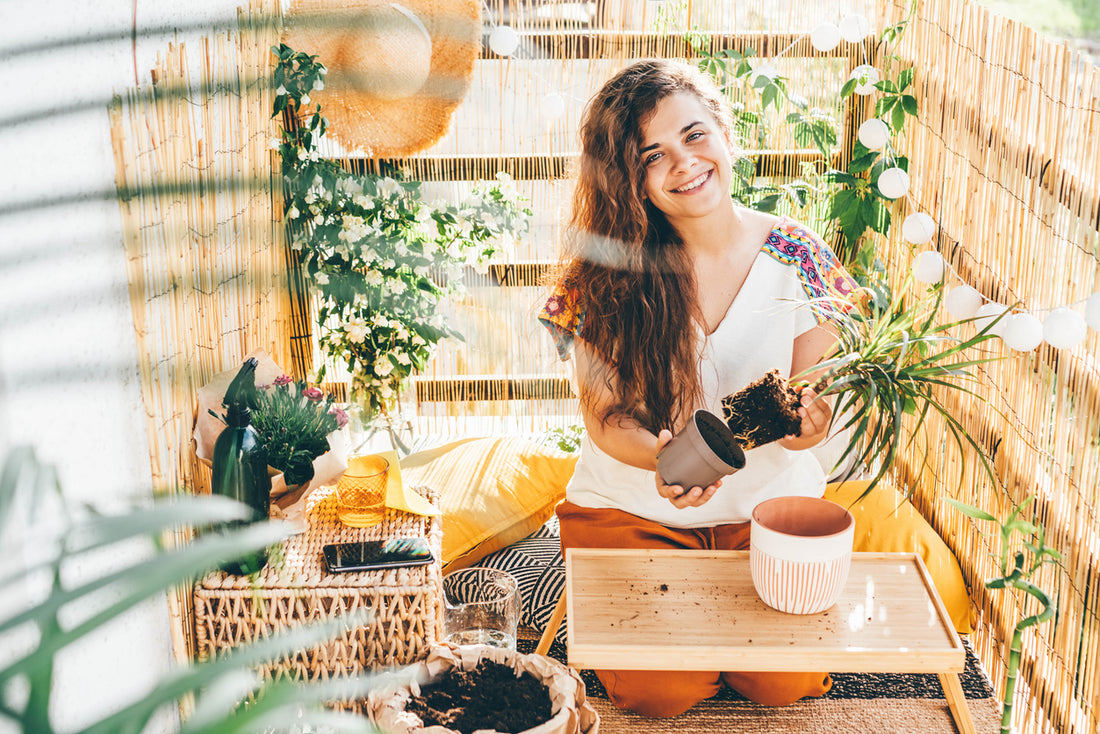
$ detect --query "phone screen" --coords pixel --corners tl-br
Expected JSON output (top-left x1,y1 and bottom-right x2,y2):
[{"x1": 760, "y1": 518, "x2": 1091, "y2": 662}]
[{"x1": 323, "y1": 539, "x2": 434, "y2": 573}]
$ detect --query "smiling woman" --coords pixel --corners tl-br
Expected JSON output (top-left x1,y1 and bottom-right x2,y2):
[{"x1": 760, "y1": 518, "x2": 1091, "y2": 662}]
[{"x1": 536, "y1": 58, "x2": 859, "y2": 718}]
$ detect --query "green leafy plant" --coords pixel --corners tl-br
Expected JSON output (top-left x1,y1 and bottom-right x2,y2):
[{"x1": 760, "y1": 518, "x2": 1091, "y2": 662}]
[
  {"x1": 248, "y1": 375, "x2": 348, "y2": 486},
  {"x1": 0, "y1": 445, "x2": 402, "y2": 734},
  {"x1": 542, "y1": 424, "x2": 585, "y2": 454},
  {"x1": 271, "y1": 44, "x2": 532, "y2": 419},
  {"x1": 723, "y1": 278, "x2": 1005, "y2": 498},
  {"x1": 946, "y1": 496, "x2": 1061, "y2": 734}
]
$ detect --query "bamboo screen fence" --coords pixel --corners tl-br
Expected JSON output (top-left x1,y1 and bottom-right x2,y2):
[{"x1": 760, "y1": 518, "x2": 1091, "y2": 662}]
[
  {"x1": 879, "y1": 1, "x2": 1100, "y2": 732},
  {"x1": 108, "y1": 0, "x2": 1100, "y2": 731},
  {"x1": 108, "y1": 0, "x2": 288, "y2": 661}
]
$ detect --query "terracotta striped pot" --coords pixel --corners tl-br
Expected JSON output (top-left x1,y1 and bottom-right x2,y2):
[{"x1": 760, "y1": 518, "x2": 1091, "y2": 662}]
[{"x1": 750, "y1": 496, "x2": 855, "y2": 615}]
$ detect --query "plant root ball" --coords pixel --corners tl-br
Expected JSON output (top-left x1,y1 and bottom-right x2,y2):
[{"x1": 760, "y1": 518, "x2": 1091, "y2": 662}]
[{"x1": 721, "y1": 369, "x2": 802, "y2": 450}]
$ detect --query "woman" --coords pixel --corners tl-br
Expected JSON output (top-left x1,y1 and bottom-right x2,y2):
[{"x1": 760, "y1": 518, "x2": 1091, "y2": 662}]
[{"x1": 539, "y1": 59, "x2": 857, "y2": 716}]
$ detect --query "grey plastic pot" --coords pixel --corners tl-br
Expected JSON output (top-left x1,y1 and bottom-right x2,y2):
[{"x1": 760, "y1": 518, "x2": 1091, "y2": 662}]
[{"x1": 656, "y1": 409, "x2": 746, "y2": 489}]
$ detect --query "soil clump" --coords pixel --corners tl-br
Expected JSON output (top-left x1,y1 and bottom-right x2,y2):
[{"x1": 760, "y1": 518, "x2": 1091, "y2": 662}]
[
  {"x1": 405, "y1": 659, "x2": 553, "y2": 733},
  {"x1": 721, "y1": 369, "x2": 803, "y2": 449}
]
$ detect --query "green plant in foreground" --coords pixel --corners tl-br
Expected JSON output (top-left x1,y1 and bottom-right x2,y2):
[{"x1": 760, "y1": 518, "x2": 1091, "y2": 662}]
[
  {"x1": 946, "y1": 496, "x2": 1061, "y2": 734},
  {"x1": 0, "y1": 446, "x2": 405, "y2": 733}
]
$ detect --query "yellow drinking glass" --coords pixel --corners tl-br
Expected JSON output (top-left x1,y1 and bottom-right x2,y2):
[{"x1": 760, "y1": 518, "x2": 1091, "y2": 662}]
[{"x1": 336, "y1": 455, "x2": 389, "y2": 527}]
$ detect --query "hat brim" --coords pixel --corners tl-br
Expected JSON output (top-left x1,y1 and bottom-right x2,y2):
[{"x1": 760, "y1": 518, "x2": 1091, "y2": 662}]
[{"x1": 283, "y1": 0, "x2": 481, "y2": 158}]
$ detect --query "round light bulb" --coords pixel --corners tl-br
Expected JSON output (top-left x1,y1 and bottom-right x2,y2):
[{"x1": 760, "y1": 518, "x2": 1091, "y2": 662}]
[
  {"x1": 1043, "y1": 307, "x2": 1087, "y2": 349},
  {"x1": 912, "y1": 250, "x2": 945, "y2": 284},
  {"x1": 839, "y1": 13, "x2": 872, "y2": 43},
  {"x1": 1086, "y1": 291, "x2": 1100, "y2": 331},
  {"x1": 810, "y1": 22, "x2": 842, "y2": 52},
  {"x1": 489, "y1": 25, "x2": 520, "y2": 56},
  {"x1": 542, "y1": 92, "x2": 566, "y2": 122},
  {"x1": 1003, "y1": 313, "x2": 1044, "y2": 351},
  {"x1": 902, "y1": 212, "x2": 936, "y2": 244},
  {"x1": 975, "y1": 303, "x2": 1010, "y2": 337},
  {"x1": 850, "y1": 65, "x2": 881, "y2": 95},
  {"x1": 857, "y1": 118, "x2": 890, "y2": 150},
  {"x1": 877, "y1": 167, "x2": 910, "y2": 199},
  {"x1": 945, "y1": 285, "x2": 983, "y2": 320}
]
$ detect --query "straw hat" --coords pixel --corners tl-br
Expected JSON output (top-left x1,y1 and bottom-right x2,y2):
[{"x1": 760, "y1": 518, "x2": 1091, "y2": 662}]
[{"x1": 282, "y1": 0, "x2": 481, "y2": 158}]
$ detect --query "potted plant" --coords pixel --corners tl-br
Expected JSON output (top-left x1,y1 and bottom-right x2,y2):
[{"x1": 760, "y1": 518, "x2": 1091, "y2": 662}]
[
  {"x1": 368, "y1": 644, "x2": 599, "y2": 734},
  {"x1": 722, "y1": 277, "x2": 1004, "y2": 499},
  {"x1": 272, "y1": 45, "x2": 533, "y2": 442},
  {"x1": 193, "y1": 351, "x2": 350, "y2": 522}
]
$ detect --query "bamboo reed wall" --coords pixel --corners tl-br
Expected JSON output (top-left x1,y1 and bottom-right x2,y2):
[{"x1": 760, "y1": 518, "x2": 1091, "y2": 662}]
[
  {"x1": 109, "y1": 0, "x2": 1100, "y2": 730},
  {"x1": 879, "y1": 1, "x2": 1100, "y2": 732},
  {"x1": 108, "y1": 0, "x2": 288, "y2": 665}
]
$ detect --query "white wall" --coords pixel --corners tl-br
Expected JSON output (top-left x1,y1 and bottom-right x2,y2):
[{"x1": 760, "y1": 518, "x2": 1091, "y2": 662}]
[{"x1": 0, "y1": 1, "x2": 246, "y2": 730}]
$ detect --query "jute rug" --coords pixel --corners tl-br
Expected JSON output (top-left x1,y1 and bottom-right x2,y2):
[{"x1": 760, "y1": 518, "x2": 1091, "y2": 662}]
[{"x1": 517, "y1": 630, "x2": 1002, "y2": 733}]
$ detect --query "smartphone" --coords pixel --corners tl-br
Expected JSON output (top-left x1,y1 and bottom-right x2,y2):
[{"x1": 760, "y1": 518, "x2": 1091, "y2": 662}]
[{"x1": 323, "y1": 538, "x2": 434, "y2": 573}]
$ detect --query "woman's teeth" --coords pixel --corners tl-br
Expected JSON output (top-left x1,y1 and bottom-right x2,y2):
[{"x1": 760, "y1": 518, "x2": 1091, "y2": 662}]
[{"x1": 674, "y1": 171, "x2": 710, "y2": 192}]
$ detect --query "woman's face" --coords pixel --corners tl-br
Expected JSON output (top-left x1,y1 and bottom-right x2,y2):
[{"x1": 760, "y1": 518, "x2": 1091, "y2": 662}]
[{"x1": 638, "y1": 90, "x2": 733, "y2": 230}]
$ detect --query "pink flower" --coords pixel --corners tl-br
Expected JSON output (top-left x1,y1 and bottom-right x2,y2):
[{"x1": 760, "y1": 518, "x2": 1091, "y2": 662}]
[
  {"x1": 302, "y1": 386, "x2": 324, "y2": 401},
  {"x1": 329, "y1": 405, "x2": 349, "y2": 428},
  {"x1": 274, "y1": 374, "x2": 293, "y2": 386}
]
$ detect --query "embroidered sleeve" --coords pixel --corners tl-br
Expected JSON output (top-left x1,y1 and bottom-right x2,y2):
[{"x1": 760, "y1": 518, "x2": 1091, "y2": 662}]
[
  {"x1": 762, "y1": 220, "x2": 859, "y2": 325},
  {"x1": 538, "y1": 282, "x2": 584, "y2": 361}
]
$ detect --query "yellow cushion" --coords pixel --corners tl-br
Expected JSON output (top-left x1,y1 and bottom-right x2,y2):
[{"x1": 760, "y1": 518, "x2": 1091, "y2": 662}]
[
  {"x1": 824, "y1": 479, "x2": 975, "y2": 634},
  {"x1": 399, "y1": 436, "x2": 577, "y2": 573}
]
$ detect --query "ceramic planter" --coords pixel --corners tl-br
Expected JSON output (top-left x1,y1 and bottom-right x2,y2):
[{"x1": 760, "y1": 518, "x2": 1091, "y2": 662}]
[
  {"x1": 750, "y1": 496, "x2": 855, "y2": 614},
  {"x1": 656, "y1": 409, "x2": 746, "y2": 488}
]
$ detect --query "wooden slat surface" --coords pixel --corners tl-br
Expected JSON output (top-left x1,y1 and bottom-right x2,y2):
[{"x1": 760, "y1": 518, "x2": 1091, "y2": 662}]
[{"x1": 565, "y1": 550, "x2": 965, "y2": 673}]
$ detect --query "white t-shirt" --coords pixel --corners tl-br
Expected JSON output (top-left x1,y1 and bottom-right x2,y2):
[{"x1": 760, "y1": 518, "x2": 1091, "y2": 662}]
[{"x1": 540, "y1": 219, "x2": 855, "y2": 527}]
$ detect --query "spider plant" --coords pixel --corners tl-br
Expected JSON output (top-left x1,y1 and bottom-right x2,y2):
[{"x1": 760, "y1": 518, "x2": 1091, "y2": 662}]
[
  {"x1": 723, "y1": 276, "x2": 1006, "y2": 499},
  {"x1": 0, "y1": 445, "x2": 406, "y2": 734}
]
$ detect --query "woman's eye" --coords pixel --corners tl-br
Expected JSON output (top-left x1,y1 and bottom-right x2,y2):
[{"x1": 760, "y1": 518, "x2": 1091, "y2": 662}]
[
  {"x1": 687, "y1": 131, "x2": 704, "y2": 142},
  {"x1": 644, "y1": 152, "x2": 663, "y2": 166}
]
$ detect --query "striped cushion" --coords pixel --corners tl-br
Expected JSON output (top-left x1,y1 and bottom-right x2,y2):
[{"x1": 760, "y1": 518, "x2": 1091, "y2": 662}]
[{"x1": 470, "y1": 516, "x2": 567, "y2": 645}]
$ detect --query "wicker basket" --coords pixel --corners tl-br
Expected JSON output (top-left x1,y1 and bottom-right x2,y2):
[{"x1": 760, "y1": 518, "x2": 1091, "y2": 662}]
[{"x1": 193, "y1": 484, "x2": 443, "y2": 680}]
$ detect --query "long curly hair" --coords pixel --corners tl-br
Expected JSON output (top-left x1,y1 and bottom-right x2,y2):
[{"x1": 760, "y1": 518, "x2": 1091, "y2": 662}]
[{"x1": 560, "y1": 59, "x2": 735, "y2": 435}]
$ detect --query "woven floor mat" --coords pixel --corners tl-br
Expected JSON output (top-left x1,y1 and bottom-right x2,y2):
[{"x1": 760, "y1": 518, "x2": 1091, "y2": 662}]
[{"x1": 517, "y1": 629, "x2": 1002, "y2": 733}]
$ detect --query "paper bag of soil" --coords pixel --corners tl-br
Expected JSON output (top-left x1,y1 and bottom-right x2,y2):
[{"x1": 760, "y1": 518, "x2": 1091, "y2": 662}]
[{"x1": 368, "y1": 644, "x2": 599, "y2": 734}]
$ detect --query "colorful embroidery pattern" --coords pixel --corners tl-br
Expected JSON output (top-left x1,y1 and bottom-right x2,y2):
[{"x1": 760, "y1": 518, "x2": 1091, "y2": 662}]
[
  {"x1": 537, "y1": 220, "x2": 856, "y2": 359},
  {"x1": 763, "y1": 220, "x2": 857, "y2": 324},
  {"x1": 538, "y1": 284, "x2": 583, "y2": 361}
]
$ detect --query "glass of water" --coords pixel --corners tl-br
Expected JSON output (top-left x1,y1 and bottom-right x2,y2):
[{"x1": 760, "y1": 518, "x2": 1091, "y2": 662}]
[{"x1": 442, "y1": 568, "x2": 520, "y2": 649}]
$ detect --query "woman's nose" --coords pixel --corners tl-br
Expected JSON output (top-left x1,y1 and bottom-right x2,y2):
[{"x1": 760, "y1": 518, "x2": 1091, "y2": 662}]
[{"x1": 669, "y1": 146, "x2": 696, "y2": 172}]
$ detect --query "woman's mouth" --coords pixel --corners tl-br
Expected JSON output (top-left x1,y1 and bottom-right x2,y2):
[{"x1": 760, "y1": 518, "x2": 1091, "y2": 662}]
[{"x1": 672, "y1": 169, "x2": 713, "y2": 193}]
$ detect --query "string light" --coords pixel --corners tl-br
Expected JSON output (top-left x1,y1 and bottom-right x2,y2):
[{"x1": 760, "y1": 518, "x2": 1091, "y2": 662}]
[{"x1": 474, "y1": 3, "x2": 1100, "y2": 353}]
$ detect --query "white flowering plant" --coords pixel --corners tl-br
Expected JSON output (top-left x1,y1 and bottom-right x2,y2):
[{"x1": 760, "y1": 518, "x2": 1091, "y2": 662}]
[{"x1": 271, "y1": 44, "x2": 532, "y2": 417}]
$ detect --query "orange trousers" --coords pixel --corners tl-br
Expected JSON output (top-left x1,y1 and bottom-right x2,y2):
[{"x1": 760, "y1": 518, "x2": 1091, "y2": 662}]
[{"x1": 556, "y1": 500, "x2": 832, "y2": 717}]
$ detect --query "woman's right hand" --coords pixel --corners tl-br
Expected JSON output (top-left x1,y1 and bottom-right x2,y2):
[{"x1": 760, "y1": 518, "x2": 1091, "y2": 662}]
[{"x1": 654, "y1": 429, "x2": 721, "y2": 508}]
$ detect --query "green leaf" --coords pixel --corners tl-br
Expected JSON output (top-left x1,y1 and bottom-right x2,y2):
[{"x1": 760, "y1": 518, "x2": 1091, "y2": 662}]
[
  {"x1": 898, "y1": 68, "x2": 914, "y2": 91},
  {"x1": 891, "y1": 103, "x2": 906, "y2": 134},
  {"x1": 840, "y1": 78, "x2": 858, "y2": 98},
  {"x1": 849, "y1": 149, "x2": 880, "y2": 175},
  {"x1": 902, "y1": 94, "x2": 919, "y2": 116}
]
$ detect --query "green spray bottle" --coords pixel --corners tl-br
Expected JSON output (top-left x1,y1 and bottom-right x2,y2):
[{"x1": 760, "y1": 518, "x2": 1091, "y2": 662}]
[{"x1": 210, "y1": 357, "x2": 272, "y2": 575}]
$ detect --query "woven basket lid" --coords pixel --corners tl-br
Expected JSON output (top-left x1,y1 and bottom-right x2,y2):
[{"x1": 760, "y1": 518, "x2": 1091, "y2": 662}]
[{"x1": 282, "y1": 0, "x2": 481, "y2": 158}]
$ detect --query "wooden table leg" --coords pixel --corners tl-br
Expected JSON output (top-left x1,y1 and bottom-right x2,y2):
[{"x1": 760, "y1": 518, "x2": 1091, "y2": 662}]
[
  {"x1": 535, "y1": 589, "x2": 567, "y2": 656},
  {"x1": 938, "y1": 672, "x2": 977, "y2": 734}
]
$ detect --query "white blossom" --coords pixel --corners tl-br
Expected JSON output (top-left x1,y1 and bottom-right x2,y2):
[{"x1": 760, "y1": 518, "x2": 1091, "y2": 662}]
[
  {"x1": 396, "y1": 352, "x2": 411, "y2": 365},
  {"x1": 301, "y1": 94, "x2": 311, "y2": 106},
  {"x1": 374, "y1": 357, "x2": 394, "y2": 377},
  {"x1": 364, "y1": 269, "x2": 384, "y2": 287},
  {"x1": 268, "y1": 137, "x2": 281, "y2": 150},
  {"x1": 414, "y1": 265, "x2": 430, "y2": 277},
  {"x1": 312, "y1": 78, "x2": 325, "y2": 91},
  {"x1": 314, "y1": 271, "x2": 329, "y2": 285},
  {"x1": 377, "y1": 177, "x2": 401, "y2": 197},
  {"x1": 412, "y1": 335, "x2": 426, "y2": 347},
  {"x1": 297, "y1": 148, "x2": 307, "y2": 161},
  {"x1": 388, "y1": 279, "x2": 408, "y2": 296},
  {"x1": 287, "y1": 205, "x2": 300, "y2": 219},
  {"x1": 372, "y1": 313, "x2": 390, "y2": 327},
  {"x1": 276, "y1": 85, "x2": 287, "y2": 96},
  {"x1": 345, "y1": 317, "x2": 368, "y2": 343}
]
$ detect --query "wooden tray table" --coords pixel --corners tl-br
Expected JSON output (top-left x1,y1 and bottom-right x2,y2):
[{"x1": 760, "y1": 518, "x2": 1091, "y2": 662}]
[{"x1": 565, "y1": 549, "x2": 975, "y2": 733}]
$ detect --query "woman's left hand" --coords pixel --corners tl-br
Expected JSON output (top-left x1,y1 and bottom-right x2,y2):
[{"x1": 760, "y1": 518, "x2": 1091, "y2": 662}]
[
  {"x1": 655, "y1": 429, "x2": 721, "y2": 508},
  {"x1": 777, "y1": 387, "x2": 832, "y2": 451}
]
